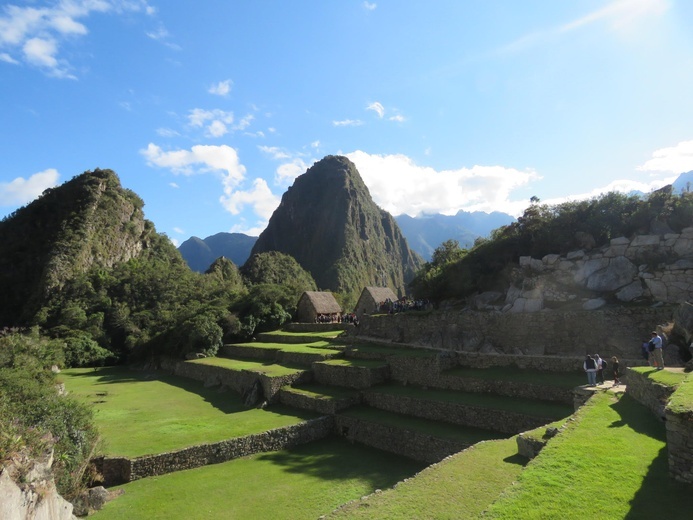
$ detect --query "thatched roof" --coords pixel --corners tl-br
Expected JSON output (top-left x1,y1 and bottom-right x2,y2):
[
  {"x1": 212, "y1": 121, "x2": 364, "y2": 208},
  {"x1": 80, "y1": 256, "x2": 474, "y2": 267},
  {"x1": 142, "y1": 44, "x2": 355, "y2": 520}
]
[
  {"x1": 361, "y1": 286, "x2": 397, "y2": 303},
  {"x1": 299, "y1": 291, "x2": 342, "y2": 313}
]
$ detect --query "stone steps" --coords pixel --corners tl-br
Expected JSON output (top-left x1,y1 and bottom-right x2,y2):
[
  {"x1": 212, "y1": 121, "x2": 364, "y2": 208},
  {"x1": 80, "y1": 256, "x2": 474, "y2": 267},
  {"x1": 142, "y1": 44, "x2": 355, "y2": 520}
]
[
  {"x1": 362, "y1": 383, "x2": 574, "y2": 435},
  {"x1": 279, "y1": 384, "x2": 361, "y2": 415}
]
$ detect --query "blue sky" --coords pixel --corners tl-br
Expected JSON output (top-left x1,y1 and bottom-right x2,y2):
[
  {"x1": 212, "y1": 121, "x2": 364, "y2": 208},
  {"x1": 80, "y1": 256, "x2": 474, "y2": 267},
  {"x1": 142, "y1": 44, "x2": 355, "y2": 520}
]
[{"x1": 1, "y1": 0, "x2": 693, "y2": 244}]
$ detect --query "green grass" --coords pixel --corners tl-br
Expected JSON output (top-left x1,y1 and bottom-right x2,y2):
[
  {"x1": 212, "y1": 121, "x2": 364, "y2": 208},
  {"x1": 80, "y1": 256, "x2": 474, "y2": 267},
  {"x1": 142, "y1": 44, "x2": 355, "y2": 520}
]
[
  {"x1": 284, "y1": 383, "x2": 359, "y2": 400},
  {"x1": 318, "y1": 358, "x2": 389, "y2": 369},
  {"x1": 484, "y1": 392, "x2": 693, "y2": 519},
  {"x1": 631, "y1": 366, "x2": 688, "y2": 387},
  {"x1": 61, "y1": 367, "x2": 317, "y2": 458},
  {"x1": 91, "y1": 437, "x2": 425, "y2": 520},
  {"x1": 667, "y1": 372, "x2": 693, "y2": 414},
  {"x1": 262, "y1": 329, "x2": 345, "y2": 339},
  {"x1": 187, "y1": 356, "x2": 306, "y2": 376},
  {"x1": 444, "y1": 366, "x2": 585, "y2": 388},
  {"x1": 228, "y1": 340, "x2": 341, "y2": 354},
  {"x1": 369, "y1": 384, "x2": 574, "y2": 419},
  {"x1": 327, "y1": 437, "x2": 527, "y2": 519},
  {"x1": 340, "y1": 406, "x2": 507, "y2": 443}
]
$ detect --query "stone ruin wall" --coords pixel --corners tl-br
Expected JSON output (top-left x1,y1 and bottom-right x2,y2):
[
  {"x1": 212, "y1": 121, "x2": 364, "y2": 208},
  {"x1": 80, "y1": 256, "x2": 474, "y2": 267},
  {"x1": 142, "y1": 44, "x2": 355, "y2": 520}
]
[{"x1": 351, "y1": 306, "x2": 672, "y2": 364}]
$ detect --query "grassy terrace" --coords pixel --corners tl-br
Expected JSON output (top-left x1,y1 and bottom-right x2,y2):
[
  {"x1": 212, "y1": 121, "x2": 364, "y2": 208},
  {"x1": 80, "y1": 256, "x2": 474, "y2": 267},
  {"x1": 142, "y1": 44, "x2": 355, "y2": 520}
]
[
  {"x1": 187, "y1": 356, "x2": 306, "y2": 376},
  {"x1": 92, "y1": 437, "x2": 426, "y2": 520},
  {"x1": 283, "y1": 383, "x2": 359, "y2": 400},
  {"x1": 328, "y1": 437, "x2": 526, "y2": 519},
  {"x1": 228, "y1": 340, "x2": 342, "y2": 354},
  {"x1": 444, "y1": 366, "x2": 586, "y2": 388},
  {"x1": 631, "y1": 366, "x2": 688, "y2": 387},
  {"x1": 484, "y1": 392, "x2": 693, "y2": 519},
  {"x1": 340, "y1": 406, "x2": 507, "y2": 443},
  {"x1": 262, "y1": 329, "x2": 345, "y2": 339},
  {"x1": 318, "y1": 358, "x2": 389, "y2": 369},
  {"x1": 61, "y1": 367, "x2": 317, "y2": 458},
  {"x1": 368, "y1": 383, "x2": 574, "y2": 419}
]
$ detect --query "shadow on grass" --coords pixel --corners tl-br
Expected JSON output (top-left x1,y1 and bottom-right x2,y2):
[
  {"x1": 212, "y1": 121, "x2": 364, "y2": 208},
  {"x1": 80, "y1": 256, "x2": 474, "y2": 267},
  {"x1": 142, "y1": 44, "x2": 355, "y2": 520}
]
[
  {"x1": 255, "y1": 435, "x2": 426, "y2": 488},
  {"x1": 623, "y1": 445, "x2": 693, "y2": 520},
  {"x1": 607, "y1": 394, "x2": 665, "y2": 441},
  {"x1": 67, "y1": 366, "x2": 317, "y2": 420},
  {"x1": 502, "y1": 453, "x2": 529, "y2": 466}
]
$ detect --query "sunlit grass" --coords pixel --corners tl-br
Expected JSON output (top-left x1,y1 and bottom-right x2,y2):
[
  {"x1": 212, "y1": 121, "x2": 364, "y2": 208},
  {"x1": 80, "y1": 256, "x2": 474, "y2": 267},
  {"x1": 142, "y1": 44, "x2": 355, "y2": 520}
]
[
  {"x1": 61, "y1": 367, "x2": 316, "y2": 458},
  {"x1": 91, "y1": 437, "x2": 425, "y2": 520},
  {"x1": 188, "y1": 356, "x2": 306, "y2": 376},
  {"x1": 484, "y1": 392, "x2": 693, "y2": 519}
]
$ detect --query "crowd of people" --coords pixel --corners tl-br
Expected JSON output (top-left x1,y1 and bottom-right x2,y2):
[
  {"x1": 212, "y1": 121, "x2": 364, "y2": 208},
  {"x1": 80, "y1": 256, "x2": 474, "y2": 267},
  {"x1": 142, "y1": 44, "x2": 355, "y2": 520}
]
[{"x1": 376, "y1": 297, "x2": 431, "y2": 314}]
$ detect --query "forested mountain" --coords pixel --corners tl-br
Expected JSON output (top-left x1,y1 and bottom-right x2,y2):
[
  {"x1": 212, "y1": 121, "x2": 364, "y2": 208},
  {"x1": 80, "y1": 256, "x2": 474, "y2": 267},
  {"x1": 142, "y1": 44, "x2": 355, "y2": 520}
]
[
  {"x1": 179, "y1": 232, "x2": 257, "y2": 272},
  {"x1": 395, "y1": 210, "x2": 514, "y2": 261},
  {"x1": 251, "y1": 155, "x2": 423, "y2": 302}
]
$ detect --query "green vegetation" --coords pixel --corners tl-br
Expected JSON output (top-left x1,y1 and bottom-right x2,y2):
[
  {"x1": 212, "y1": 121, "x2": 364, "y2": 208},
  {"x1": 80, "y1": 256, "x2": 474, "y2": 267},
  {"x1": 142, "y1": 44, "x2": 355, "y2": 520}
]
[
  {"x1": 412, "y1": 187, "x2": 693, "y2": 300},
  {"x1": 61, "y1": 367, "x2": 316, "y2": 458},
  {"x1": 284, "y1": 383, "x2": 359, "y2": 400},
  {"x1": 319, "y1": 358, "x2": 389, "y2": 368},
  {"x1": 91, "y1": 437, "x2": 426, "y2": 520},
  {"x1": 631, "y1": 366, "x2": 688, "y2": 387},
  {"x1": 328, "y1": 438, "x2": 526, "y2": 519},
  {"x1": 188, "y1": 356, "x2": 307, "y2": 377},
  {"x1": 484, "y1": 392, "x2": 693, "y2": 519},
  {"x1": 0, "y1": 329, "x2": 99, "y2": 499}
]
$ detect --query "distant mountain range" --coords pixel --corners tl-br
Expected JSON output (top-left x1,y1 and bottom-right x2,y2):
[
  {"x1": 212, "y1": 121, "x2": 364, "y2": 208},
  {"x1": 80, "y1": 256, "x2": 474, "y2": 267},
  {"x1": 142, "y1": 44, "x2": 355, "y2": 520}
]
[{"x1": 178, "y1": 233, "x2": 257, "y2": 273}]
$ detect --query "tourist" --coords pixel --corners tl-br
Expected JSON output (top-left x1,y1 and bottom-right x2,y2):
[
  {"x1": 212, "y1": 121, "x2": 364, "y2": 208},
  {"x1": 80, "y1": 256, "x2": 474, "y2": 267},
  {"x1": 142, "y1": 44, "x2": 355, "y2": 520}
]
[
  {"x1": 641, "y1": 341, "x2": 650, "y2": 362},
  {"x1": 583, "y1": 355, "x2": 598, "y2": 386},
  {"x1": 650, "y1": 331, "x2": 664, "y2": 370},
  {"x1": 611, "y1": 356, "x2": 620, "y2": 386},
  {"x1": 594, "y1": 354, "x2": 605, "y2": 384}
]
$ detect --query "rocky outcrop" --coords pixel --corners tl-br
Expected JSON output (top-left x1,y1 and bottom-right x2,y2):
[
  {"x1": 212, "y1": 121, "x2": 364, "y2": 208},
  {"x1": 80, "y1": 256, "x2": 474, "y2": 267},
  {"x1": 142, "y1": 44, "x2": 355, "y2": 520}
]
[
  {"x1": 473, "y1": 229, "x2": 693, "y2": 314},
  {"x1": 0, "y1": 451, "x2": 76, "y2": 520}
]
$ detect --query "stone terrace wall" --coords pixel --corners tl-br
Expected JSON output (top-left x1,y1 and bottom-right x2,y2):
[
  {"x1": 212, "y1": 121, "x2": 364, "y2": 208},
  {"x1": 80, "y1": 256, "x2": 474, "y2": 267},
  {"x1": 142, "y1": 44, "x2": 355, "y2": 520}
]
[
  {"x1": 333, "y1": 415, "x2": 468, "y2": 463},
  {"x1": 97, "y1": 417, "x2": 333, "y2": 486},
  {"x1": 666, "y1": 405, "x2": 693, "y2": 485},
  {"x1": 160, "y1": 357, "x2": 311, "y2": 403},
  {"x1": 350, "y1": 307, "x2": 671, "y2": 361},
  {"x1": 363, "y1": 391, "x2": 551, "y2": 435},
  {"x1": 312, "y1": 362, "x2": 389, "y2": 390},
  {"x1": 624, "y1": 369, "x2": 676, "y2": 419}
]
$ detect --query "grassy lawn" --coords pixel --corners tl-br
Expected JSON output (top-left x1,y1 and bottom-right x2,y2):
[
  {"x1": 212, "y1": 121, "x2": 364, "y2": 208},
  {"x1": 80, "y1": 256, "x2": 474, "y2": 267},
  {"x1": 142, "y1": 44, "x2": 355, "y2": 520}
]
[
  {"x1": 346, "y1": 343, "x2": 439, "y2": 358},
  {"x1": 484, "y1": 392, "x2": 693, "y2": 519},
  {"x1": 187, "y1": 356, "x2": 306, "y2": 376},
  {"x1": 631, "y1": 366, "x2": 688, "y2": 387},
  {"x1": 262, "y1": 330, "x2": 345, "y2": 339},
  {"x1": 369, "y1": 384, "x2": 574, "y2": 419},
  {"x1": 318, "y1": 358, "x2": 389, "y2": 369},
  {"x1": 340, "y1": 406, "x2": 507, "y2": 443},
  {"x1": 91, "y1": 437, "x2": 425, "y2": 520},
  {"x1": 284, "y1": 383, "x2": 359, "y2": 400},
  {"x1": 229, "y1": 341, "x2": 341, "y2": 354},
  {"x1": 444, "y1": 366, "x2": 585, "y2": 388},
  {"x1": 61, "y1": 367, "x2": 317, "y2": 458},
  {"x1": 327, "y1": 437, "x2": 527, "y2": 519}
]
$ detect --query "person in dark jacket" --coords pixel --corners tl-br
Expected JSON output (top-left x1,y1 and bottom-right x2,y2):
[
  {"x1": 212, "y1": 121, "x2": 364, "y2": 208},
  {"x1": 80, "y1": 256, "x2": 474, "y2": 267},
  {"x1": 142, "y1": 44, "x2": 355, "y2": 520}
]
[
  {"x1": 611, "y1": 356, "x2": 620, "y2": 386},
  {"x1": 583, "y1": 355, "x2": 597, "y2": 386}
]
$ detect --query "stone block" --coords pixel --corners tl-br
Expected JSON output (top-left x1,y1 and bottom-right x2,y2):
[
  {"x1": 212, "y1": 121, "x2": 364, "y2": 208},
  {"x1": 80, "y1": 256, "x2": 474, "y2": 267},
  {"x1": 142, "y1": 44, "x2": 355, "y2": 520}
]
[
  {"x1": 586, "y1": 256, "x2": 637, "y2": 291},
  {"x1": 610, "y1": 236, "x2": 630, "y2": 246},
  {"x1": 567, "y1": 250, "x2": 585, "y2": 260},
  {"x1": 631, "y1": 235, "x2": 661, "y2": 247},
  {"x1": 543, "y1": 254, "x2": 560, "y2": 265},
  {"x1": 582, "y1": 298, "x2": 606, "y2": 310},
  {"x1": 519, "y1": 256, "x2": 532, "y2": 267},
  {"x1": 574, "y1": 258, "x2": 609, "y2": 284},
  {"x1": 616, "y1": 281, "x2": 644, "y2": 302}
]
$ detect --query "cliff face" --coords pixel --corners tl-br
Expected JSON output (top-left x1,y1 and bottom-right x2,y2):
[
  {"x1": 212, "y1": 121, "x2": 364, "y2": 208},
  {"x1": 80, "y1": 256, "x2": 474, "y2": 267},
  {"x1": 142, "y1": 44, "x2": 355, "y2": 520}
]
[
  {"x1": 251, "y1": 155, "x2": 422, "y2": 297},
  {"x1": 0, "y1": 169, "x2": 158, "y2": 325}
]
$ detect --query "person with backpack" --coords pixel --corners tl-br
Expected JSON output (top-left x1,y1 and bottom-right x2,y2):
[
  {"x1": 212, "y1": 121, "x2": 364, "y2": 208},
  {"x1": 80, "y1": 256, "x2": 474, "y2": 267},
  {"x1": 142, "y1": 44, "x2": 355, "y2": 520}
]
[
  {"x1": 650, "y1": 331, "x2": 664, "y2": 370},
  {"x1": 583, "y1": 355, "x2": 598, "y2": 386}
]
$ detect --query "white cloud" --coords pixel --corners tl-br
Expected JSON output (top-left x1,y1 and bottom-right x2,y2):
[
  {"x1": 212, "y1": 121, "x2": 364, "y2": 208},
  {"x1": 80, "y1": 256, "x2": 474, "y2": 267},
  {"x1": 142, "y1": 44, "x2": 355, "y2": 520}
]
[
  {"x1": 173, "y1": 227, "x2": 184, "y2": 234},
  {"x1": 156, "y1": 127, "x2": 180, "y2": 137},
  {"x1": 364, "y1": 2, "x2": 377, "y2": 11},
  {"x1": 169, "y1": 182, "x2": 179, "y2": 188},
  {"x1": 220, "y1": 177, "x2": 280, "y2": 219},
  {"x1": 229, "y1": 221, "x2": 266, "y2": 237},
  {"x1": 638, "y1": 140, "x2": 693, "y2": 174},
  {"x1": 207, "y1": 120, "x2": 228, "y2": 137},
  {"x1": 208, "y1": 79, "x2": 232, "y2": 96},
  {"x1": 258, "y1": 145, "x2": 291, "y2": 160},
  {"x1": 187, "y1": 108, "x2": 234, "y2": 127},
  {"x1": 0, "y1": 0, "x2": 154, "y2": 78},
  {"x1": 0, "y1": 168, "x2": 60, "y2": 206},
  {"x1": 235, "y1": 114, "x2": 254, "y2": 130},
  {"x1": 169, "y1": 237, "x2": 179, "y2": 247},
  {"x1": 276, "y1": 158, "x2": 309, "y2": 185},
  {"x1": 389, "y1": 114, "x2": 406, "y2": 123},
  {"x1": 333, "y1": 119, "x2": 364, "y2": 127},
  {"x1": 141, "y1": 143, "x2": 246, "y2": 186},
  {"x1": 346, "y1": 151, "x2": 540, "y2": 217},
  {"x1": 367, "y1": 101, "x2": 385, "y2": 118}
]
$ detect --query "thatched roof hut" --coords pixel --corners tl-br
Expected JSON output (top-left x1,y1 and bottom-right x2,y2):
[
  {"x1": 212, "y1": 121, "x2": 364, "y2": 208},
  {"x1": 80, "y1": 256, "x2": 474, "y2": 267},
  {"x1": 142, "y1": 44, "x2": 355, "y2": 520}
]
[
  {"x1": 296, "y1": 291, "x2": 342, "y2": 323},
  {"x1": 354, "y1": 286, "x2": 398, "y2": 318}
]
